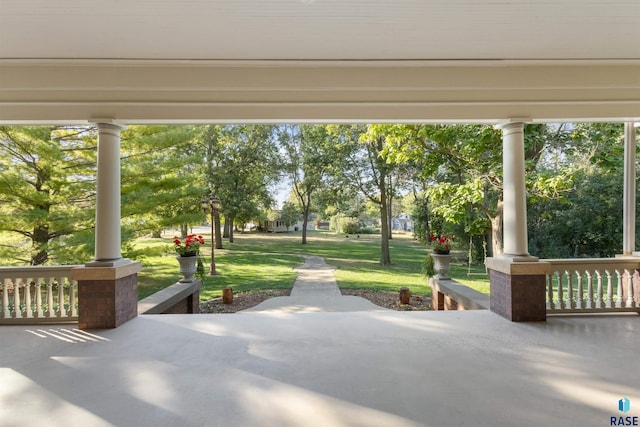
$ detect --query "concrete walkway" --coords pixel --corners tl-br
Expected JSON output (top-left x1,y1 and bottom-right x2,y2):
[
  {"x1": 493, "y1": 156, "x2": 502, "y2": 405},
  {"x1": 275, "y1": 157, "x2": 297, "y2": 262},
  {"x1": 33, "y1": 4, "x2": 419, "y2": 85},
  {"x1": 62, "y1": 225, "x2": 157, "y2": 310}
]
[{"x1": 245, "y1": 255, "x2": 388, "y2": 313}]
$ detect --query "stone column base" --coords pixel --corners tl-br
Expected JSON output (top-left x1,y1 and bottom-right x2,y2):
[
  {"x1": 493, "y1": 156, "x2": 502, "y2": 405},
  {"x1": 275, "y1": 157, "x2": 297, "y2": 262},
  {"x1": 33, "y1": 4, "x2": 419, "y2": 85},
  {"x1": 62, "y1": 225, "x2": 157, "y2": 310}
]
[
  {"x1": 486, "y1": 257, "x2": 550, "y2": 322},
  {"x1": 72, "y1": 261, "x2": 142, "y2": 329}
]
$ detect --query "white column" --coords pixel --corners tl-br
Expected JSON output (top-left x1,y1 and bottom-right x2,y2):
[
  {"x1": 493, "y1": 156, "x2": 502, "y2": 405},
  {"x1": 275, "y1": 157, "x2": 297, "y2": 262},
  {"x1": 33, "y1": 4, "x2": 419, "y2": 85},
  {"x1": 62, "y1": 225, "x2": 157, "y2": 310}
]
[
  {"x1": 93, "y1": 121, "x2": 125, "y2": 262},
  {"x1": 502, "y1": 121, "x2": 529, "y2": 257},
  {"x1": 623, "y1": 122, "x2": 637, "y2": 255}
]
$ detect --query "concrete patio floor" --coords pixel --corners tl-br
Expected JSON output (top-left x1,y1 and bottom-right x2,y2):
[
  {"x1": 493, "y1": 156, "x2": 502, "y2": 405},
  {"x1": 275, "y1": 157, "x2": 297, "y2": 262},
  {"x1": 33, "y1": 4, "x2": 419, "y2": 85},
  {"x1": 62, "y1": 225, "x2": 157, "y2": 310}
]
[{"x1": 1, "y1": 310, "x2": 639, "y2": 427}]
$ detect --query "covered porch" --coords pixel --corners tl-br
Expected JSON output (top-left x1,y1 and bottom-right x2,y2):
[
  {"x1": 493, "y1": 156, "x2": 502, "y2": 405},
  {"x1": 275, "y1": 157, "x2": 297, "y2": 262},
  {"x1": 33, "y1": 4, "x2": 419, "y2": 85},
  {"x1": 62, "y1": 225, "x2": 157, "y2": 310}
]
[{"x1": 1, "y1": 1, "x2": 639, "y2": 424}]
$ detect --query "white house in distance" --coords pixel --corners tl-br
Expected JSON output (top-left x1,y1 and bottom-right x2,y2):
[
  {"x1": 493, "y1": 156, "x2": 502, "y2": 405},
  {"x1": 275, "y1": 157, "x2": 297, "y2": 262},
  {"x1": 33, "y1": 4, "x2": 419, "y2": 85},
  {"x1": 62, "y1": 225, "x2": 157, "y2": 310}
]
[
  {"x1": 391, "y1": 213, "x2": 414, "y2": 232},
  {"x1": 257, "y1": 214, "x2": 317, "y2": 233}
]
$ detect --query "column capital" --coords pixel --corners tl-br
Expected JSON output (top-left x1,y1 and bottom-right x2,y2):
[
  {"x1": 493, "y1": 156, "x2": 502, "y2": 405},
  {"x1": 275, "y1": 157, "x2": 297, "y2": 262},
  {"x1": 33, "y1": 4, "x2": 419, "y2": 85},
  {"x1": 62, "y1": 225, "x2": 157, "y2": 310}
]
[
  {"x1": 497, "y1": 118, "x2": 530, "y2": 130},
  {"x1": 91, "y1": 119, "x2": 128, "y2": 130}
]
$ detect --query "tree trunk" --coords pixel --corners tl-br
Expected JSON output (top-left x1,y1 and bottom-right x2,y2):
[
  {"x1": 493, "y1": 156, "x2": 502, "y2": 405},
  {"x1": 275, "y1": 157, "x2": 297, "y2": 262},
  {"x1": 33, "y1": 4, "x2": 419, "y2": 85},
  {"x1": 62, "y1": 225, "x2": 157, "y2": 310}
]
[
  {"x1": 180, "y1": 223, "x2": 188, "y2": 238},
  {"x1": 31, "y1": 225, "x2": 49, "y2": 265},
  {"x1": 228, "y1": 214, "x2": 234, "y2": 243},
  {"x1": 223, "y1": 221, "x2": 229, "y2": 239},
  {"x1": 214, "y1": 213, "x2": 223, "y2": 249},
  {"x1": 301, "y1": 203, "x2": 310, "y2": 244},
  {"x1": 379, "y1": 177, "x2": 391, "y2": 265},
  {"x1": 489, "y1": 200, "x2": 504, "y2": 257},
  {"x1": 151, "y1": 229, "x2": 162, "y2": 238},
  {"x1": 387, "y1": 195, "x2": 393, "y2": 240}
]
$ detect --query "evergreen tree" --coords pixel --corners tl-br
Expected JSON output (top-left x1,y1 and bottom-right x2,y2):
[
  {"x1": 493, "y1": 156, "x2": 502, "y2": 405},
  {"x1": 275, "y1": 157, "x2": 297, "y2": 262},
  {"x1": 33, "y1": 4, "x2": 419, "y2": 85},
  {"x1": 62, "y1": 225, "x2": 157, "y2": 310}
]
[
  {"x1": 120, "y1": 125, "x2": 206, "y2": 238},
  {"x1": 0, "y1": 126, "x2": 97, "y2": 264}
]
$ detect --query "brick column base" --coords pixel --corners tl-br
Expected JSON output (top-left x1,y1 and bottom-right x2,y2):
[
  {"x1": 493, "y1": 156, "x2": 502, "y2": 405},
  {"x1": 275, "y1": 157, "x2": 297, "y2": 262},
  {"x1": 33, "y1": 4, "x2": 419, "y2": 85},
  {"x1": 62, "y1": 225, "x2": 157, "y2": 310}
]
[
  {"x1": 486, "y1": 258, "x2": 550, "y2": 322},
  {"x1": 489, "y1": 269, "x2": 546, "y2": 321},
  {"x1": 72, "y1": 261, "x2": 142, "y2": 329}
]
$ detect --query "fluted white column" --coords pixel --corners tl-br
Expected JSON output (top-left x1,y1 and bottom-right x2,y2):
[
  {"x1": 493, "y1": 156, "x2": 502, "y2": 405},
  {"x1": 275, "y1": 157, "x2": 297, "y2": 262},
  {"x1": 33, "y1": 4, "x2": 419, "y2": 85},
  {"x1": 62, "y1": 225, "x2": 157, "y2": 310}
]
[
  {"x1": 94, "y1": 122, "x2": 125, "y2": 261},
  {"x1": 502, "y1": 121, "x2": 529, "y2": 256},
  {"x1": 623, "y1": 122, "x2": 637, "y2": 255}
]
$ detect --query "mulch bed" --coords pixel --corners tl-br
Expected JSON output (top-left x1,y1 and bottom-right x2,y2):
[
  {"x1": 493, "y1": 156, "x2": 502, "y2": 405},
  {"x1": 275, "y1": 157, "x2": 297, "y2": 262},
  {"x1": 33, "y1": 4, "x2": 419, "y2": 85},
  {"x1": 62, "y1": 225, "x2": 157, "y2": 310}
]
[
  {"x1": 199, "y1": 288, "x2": 432, "y2": 313},
  {"x1": 199, "y1": 289, "x2": 291, "y2": 313},
  {"x1": 341, "y1": 289, "x2": 432, "y2": 311}
]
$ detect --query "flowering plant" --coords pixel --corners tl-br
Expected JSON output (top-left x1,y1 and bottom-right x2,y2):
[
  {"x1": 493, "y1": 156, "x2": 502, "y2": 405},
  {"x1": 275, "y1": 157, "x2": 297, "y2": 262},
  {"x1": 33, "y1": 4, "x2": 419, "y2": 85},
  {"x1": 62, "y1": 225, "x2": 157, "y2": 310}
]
[
  {"x1": 429, "y1": 233, "x2": 454, "y2": 254},
  {"x1": 173, "y1": 234, "x2": 205, "y2": 256}
]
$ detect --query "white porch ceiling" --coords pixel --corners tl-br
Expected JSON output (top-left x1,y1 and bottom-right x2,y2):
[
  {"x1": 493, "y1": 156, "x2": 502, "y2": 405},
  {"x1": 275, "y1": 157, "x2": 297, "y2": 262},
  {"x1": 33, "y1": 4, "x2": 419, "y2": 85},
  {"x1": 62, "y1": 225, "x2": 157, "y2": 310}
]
[
  {"x1": 1, "y1": 0, "x2": 639, "y2": 61},
  {"x1": 0, "y1": 1, "x2": 639, "y2": 123}
]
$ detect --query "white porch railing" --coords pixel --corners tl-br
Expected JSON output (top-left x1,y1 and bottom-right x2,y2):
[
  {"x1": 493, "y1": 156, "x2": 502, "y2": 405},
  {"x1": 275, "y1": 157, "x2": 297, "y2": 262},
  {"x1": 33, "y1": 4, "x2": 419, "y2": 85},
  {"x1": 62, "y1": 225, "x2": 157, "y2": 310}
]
[
  {"x1": 0, "y1": 265, "x2": 81, "y2": 324},
  {"x1": 545, "y1": 258, "x2": 640, "y2": 314}
]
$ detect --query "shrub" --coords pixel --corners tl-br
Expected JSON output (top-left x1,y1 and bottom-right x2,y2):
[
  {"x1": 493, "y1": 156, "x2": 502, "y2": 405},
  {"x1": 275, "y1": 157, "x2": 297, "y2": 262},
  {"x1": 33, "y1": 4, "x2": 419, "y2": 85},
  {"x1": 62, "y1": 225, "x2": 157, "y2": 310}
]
[{"x1": 422, "y1": 253, "x2": 435, "y2": 278}]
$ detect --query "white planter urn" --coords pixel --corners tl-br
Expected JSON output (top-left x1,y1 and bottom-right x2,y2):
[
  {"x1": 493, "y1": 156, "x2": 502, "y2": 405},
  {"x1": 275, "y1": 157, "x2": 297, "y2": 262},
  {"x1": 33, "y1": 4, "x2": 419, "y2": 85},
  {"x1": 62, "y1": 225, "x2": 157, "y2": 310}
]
[
  {"x1": 176, "y1": 255, "x2": 198, "y2": 283},
  {"x1": 431, "y1": 252, "x2": 452, "y2": 280}
]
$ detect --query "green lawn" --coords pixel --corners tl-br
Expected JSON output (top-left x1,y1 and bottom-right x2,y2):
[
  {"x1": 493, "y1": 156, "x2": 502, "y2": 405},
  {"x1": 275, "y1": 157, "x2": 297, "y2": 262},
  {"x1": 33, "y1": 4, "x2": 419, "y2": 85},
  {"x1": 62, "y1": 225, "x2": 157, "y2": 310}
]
[{"x1": 134, "y1": 230, "x2": 490, "y2": 301}]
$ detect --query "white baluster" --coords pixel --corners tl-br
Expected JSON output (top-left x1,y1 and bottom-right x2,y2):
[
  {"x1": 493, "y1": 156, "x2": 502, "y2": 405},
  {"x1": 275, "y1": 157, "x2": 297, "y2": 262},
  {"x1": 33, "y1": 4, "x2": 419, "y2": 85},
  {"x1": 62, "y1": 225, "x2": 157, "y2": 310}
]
[
  {"x1": 2, "y1": 278, "x2": 10, "y2": 318},
  {"x1": 565, "y1": 270, "x2": 574, "y2": 310},
  {"x1": 546, "y1": 274, "x2": 553, "y2": 310},
  {"x1": 557, "y1": 271, "x2": 564, "y2": 310},
  {"x1": 57, "y1": 276, "x2": 67, "y2": 318},
  {"x1": 69, "y1": 280, "x2": 77, "y2": 317},
  {"x1": 575, "y1": 270, "x2": 583, "y2": 310},
  {"x1": 596, "y1": 271, "x2": 604, "y2": 309},
  {"x1": 24, "y1": 278, "x2": 33, "y2": 318},
  {"x1": 35, "y1": 279, "x2": 43, "y2": 318},
  {"x1": 46, "y1": 278, "x2": 55, "y2": 317},
  {"x1": 585, "y1": 270, "x2": 593, "y2": 309},
  {"x1": 625, "y1": 269, "x2": 635, "y2": 308},
  {"x1": 13, "y1": 279, "x2": 22, "y2": 318},
  {"x1": 605, "y1": 270, "x2": 614, "y2": 309},
  {"x1": 615, "y1": 270, "x2": 623, "y2": 308}
]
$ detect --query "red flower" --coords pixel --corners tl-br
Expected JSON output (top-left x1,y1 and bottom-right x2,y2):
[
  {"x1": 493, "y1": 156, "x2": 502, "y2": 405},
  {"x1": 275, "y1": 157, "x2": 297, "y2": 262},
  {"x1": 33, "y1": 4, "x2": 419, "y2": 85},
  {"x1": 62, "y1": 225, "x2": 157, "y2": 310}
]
[
  {"x1": 174, "y1": 233, "x2": 205, "y2": 256},
  {"x1": 429, "y1": 232, "x2": 454, "y2": 252}
]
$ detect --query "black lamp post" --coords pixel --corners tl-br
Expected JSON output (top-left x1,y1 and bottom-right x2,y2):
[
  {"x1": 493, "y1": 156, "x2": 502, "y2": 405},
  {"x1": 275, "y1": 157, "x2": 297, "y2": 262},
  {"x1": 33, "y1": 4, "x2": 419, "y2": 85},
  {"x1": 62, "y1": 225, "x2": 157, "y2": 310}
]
[{"x1": 201, "y1": 195, "x2": 221, "y2": 275}]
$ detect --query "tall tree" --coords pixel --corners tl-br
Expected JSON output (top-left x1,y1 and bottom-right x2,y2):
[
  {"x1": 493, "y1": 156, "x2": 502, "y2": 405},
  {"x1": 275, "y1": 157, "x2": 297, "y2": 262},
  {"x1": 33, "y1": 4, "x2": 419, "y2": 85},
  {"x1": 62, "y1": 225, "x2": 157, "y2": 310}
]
[
  {"x1": 329, "y1": 125, "x2": 395, "y2": 265},
  {"x1": 0, "y1": 126, "x2": 96, "y2": 265},
  {"x1": 120, "y1": 125, "x2": 206, "y2": 238},
  {"x1": 199, "y1": 125, "x2": 278, "y2": 243},
  {"x1": 528, "y1": 123, "x2": 635, "y2": 258},
  {"x1": 199, "y1": 125, "x2": 225, "y2": 249},
  {"x1": 279, "y1": 125, "x2": 338, "y2": 244},
  {"x1": 375, "y1": 123, "x2": 569, "y2": 257}
]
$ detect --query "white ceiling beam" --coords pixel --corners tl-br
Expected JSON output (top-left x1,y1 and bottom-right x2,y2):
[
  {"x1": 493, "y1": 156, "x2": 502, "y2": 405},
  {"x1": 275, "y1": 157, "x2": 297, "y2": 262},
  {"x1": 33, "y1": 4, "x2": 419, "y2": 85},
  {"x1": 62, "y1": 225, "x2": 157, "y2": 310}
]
[{"x1": 1, "y1": 60, "x2": 638, "y2": 124}]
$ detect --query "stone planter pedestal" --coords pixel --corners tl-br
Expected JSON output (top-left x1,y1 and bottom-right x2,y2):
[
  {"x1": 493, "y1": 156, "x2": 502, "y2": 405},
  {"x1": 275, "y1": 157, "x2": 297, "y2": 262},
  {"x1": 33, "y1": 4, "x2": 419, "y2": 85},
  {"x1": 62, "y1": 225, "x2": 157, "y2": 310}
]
[
  {"x1": 177, "y1": 255, "x2": 198, "y2": 283},
  {"x1": 431, "y1": 253, "x2": 452, "y2": 280}
]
